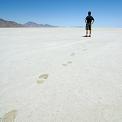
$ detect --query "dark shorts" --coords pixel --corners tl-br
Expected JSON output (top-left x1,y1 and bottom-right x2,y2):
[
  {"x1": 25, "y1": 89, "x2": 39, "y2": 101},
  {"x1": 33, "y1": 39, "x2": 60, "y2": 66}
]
[{"x1": 86, "y1": 23, "x2": 91, "y2": 30}]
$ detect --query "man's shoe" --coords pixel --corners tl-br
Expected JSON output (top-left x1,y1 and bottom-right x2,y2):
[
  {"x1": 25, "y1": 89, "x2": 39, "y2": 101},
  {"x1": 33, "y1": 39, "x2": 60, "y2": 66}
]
[{"x1": 83, "y1": 35, "x2": 88, "y2": 37}]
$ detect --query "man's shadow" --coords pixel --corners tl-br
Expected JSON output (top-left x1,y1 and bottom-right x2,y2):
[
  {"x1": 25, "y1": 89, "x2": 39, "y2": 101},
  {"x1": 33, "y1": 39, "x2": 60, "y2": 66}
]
[{"x1": 82, "y1": 35, "x2": 91, "y2": 37}]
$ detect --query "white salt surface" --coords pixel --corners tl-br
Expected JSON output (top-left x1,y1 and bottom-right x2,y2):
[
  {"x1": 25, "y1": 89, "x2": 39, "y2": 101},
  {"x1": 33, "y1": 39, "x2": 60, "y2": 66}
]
[{"x1": 0, "y1": 28, "x2": 122, "y2": 122}]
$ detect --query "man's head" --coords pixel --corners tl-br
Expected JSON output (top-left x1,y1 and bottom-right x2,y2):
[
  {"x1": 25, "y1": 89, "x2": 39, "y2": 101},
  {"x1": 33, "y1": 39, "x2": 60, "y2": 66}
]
[{"x1": 88, "y1": 11, "x2": 91, "y2": 16}]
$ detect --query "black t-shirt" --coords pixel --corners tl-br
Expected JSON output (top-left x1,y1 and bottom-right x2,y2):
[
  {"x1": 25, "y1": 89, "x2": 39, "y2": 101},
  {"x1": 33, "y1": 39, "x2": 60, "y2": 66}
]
[{"x1": 85, "y1": 16, "x2": 94, "y2": 24}]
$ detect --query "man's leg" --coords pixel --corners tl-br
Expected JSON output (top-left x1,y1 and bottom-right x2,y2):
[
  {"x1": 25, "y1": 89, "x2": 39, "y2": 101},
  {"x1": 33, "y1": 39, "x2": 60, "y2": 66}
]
[
  {"x1": 87, "y1": 24, "x2": 92, "y2": 37},
  {"x1": 89, "y1": 30, "x2": 91, "y2": 37},
  {"x1": 85, "y1": 24, "x2": 88, "y2": 37},
  {"x1": 86, "y1": 30, "x2": 88, "y2": 36}
]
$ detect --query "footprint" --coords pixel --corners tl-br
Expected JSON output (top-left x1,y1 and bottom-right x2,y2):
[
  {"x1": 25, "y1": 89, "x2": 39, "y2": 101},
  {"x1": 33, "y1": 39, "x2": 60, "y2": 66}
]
[
  {"x1": 70, "y1": 53, "x2": 75, "y2": 56},
  {"x1": 62, "y1": 61, "x2": 72, "y2": 67},
  {"x1": 82, "y1": 49, "x2": 87, "y2": 51},
  {"x1": 62, "y1": 64, "x2": 68, "y2": 66},
  {"x1": 37, "y1": 74, "x2": 48, "y2": 84},
  {"x1": 1, "y1": 110, "x2": 17, "y2": 122},
  {"x1": 67, "y1": 61, "x2": 72, "y2": 64}
]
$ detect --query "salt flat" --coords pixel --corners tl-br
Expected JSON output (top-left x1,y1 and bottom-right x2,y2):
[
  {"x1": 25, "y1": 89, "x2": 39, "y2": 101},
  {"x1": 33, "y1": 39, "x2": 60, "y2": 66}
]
[{"x1": 0, "y1": 28, "x2": 122, "y2": 122}]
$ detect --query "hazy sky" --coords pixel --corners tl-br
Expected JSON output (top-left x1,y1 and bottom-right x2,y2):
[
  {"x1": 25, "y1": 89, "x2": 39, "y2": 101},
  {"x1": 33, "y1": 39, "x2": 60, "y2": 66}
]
[{"x1": 0, "y1": 0, "x2": 122, "y2": 27}]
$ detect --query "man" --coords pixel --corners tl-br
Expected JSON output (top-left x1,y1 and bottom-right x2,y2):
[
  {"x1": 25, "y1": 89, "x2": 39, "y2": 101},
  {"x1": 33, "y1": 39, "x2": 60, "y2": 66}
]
[{"x1": 85, "y1": 11, "x2": 94, "y2": 37}]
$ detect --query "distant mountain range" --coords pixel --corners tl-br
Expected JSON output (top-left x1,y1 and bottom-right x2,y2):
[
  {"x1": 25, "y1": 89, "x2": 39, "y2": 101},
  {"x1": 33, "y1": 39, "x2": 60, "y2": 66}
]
[
  {"x1": 24, "y1": 22, "x2": 55, "y2": 27},
  {"x1": 0, "y1": 18, "x2": 57, "y2": 28}
]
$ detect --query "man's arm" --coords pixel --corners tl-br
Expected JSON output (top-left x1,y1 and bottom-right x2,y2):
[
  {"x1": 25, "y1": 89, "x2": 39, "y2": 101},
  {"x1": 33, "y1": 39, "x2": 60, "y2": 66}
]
[
  {"x1": 91, "y1": 18, "x2": 95, "y2": 24},
  {"x1": 91, "y1": 20, "x2": 94, "y2": 24},
  {"x1": 85, "y1": 16, "x2": 87, "y2": 23}
]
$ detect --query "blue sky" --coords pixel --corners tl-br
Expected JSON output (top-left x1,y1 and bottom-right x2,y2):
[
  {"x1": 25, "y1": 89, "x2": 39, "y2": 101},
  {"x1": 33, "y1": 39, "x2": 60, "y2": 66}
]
[{"x1": 0, "y1": 0, "x2": 122, "y2": 27}]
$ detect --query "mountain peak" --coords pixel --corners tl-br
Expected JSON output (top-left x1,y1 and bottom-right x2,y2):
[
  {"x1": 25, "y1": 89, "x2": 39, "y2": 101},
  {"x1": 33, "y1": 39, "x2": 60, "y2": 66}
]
[
  {"x1": 24, "y1": 21, "x2": 42, "y2": 27},
  {"x1": 0, "y1": 18, "x2": 57, "y2": 28}
]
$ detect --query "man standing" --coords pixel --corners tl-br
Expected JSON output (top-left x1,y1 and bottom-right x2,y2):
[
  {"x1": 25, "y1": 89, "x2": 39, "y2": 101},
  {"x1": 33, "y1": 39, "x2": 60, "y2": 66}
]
[{"x1": 85, "y1": 11, "x2": 94, "y2": 37}]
